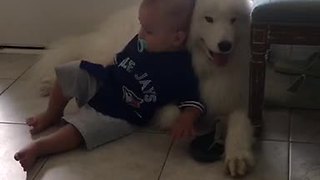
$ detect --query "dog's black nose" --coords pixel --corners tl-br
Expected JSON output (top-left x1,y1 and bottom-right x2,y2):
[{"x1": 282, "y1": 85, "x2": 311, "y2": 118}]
[{"x1": 218, "y1": 41, "x2": 232, "y2": 53}]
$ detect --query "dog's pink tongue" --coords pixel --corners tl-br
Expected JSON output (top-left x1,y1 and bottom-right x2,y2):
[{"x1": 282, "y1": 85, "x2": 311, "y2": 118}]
[{"x1": 212, "y1": 53, "x2": 229, "y2": 66}]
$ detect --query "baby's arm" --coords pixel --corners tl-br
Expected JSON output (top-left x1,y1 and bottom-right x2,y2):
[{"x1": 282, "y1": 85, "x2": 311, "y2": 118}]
[{"x1": 171, "y1": 107, "x2": 202, "y2": 141}]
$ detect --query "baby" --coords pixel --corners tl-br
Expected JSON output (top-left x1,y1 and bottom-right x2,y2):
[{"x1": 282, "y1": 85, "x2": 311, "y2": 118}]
[{"x1": 15, "y1": 0, "x2": 204, "y2": 171}]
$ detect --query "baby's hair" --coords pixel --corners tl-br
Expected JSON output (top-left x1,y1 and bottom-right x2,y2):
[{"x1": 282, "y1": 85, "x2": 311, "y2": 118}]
[{"x1": 140, "y1": 0, "x2": 195, "y2": 32}]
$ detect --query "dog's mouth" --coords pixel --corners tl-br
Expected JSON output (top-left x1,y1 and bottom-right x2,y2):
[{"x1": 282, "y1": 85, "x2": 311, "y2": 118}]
[
  {"x1": 200, "y1": 39, "x2": 230, "y2": 67},
  {"x1": 208, "y1": 50, "x2": 230, "y2": 67}
]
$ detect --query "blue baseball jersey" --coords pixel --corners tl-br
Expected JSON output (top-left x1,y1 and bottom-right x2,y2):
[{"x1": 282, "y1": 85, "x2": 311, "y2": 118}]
[{"x1": 80, "y1": 35, "x2": 205, "y2": 126}]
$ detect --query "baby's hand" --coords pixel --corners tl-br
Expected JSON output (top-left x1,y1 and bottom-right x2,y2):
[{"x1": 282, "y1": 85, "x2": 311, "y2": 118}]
[
  {"x1": 171, "y1": 107, "x2": 201, "y2": 141},
  {"x1": 171, "y1": 115, "x2": 196, "y2": 141}
]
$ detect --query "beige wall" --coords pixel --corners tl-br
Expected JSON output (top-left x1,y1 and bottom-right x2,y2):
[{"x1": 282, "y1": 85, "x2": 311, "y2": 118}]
[{"x1": 0, "y1": 0, "x2": 141, "y2": 47}]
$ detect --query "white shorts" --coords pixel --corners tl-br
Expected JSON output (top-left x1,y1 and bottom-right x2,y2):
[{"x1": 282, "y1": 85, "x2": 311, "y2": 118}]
[{"x1": 55, "y1": 61, "x2": 135, "y2": 150}]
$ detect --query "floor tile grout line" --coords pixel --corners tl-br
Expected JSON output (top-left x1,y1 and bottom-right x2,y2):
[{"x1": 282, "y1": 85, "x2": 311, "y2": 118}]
[
  {"x1": 287, "y1": 108, "x2": 320, "y2": 144},
  {"x1": 0, "y1": 121, "x2": 26, "y2": 125},
  {"x1": 258, "y1": 138, "x2": 320, "y2": 145},
  {"x1": 287, "y1": 108, "x2": 293, "y2": 180},
  {"x1": 260, "y1": 139, "x2": 290, "y2": 143},
  {"x1": 0, "y1": 79, "x2": 17, "y2": 96},
  {"x1": 16, "y1": 57, "x2": 39, "y2": 80},
  {"x1": 288, "y1": 108, "x2": 292, "y2": 143},
  {"x1": 289, "y1": 140, "x2": 320, "y2": 145},
  {"x1": 288, "y1": 142, "x2": 292, "y2": 180},
  {"x1": 157, "y1": 140, "x2": 174, "y2": 180},
  {"x1": 31, "y1": 157, "x2": 49, "y2": 180},
  {"x1": 0, "y1": 58, "x2": 38, "y2": 96}
]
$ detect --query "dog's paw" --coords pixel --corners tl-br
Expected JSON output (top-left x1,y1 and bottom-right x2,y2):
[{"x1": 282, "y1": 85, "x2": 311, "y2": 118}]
[
  {"x1": 39, "y1": 77, "x2": 54, "y2": 97},
  {"x1": 224, "y1": 149, "x2": 254, "y2": 177}
]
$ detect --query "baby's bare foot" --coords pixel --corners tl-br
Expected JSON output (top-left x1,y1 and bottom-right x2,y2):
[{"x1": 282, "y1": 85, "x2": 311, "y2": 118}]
[
  {"x1": 26, "y1": 112, "x2": 61, "y2": 134},
  {"x1": 14, "y1": 143, "x2": 39, "y2": 172}
]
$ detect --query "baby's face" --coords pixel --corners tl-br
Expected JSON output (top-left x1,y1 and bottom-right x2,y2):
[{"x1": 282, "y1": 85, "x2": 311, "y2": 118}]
[{"x1": 138, "y1": 6, "x2": 183, "y2": 52}]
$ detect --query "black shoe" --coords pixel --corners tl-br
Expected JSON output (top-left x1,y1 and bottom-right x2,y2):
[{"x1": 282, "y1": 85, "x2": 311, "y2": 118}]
[{"x1": 189, "y1": 131, "x2": 224, "y2": 163}]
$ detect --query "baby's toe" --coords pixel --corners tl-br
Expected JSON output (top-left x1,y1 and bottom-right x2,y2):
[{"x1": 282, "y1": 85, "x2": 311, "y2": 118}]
[
  {"x1": 26, "y1": 117, "x2": 36, "y2": 126},
  {"x1": 14, "y1": 152, "x2": 21, "y2": 161}
]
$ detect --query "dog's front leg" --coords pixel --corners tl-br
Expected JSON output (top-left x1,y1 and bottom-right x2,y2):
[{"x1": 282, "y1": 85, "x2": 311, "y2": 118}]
[{"x1": 224, "y1": 109, "x2": 254, "y2": 177}]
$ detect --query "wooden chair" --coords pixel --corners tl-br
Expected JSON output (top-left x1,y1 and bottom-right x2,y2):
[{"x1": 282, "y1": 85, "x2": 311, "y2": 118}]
[{"x1": 250, "y1": 0, "x2": 320, "y2": 133}]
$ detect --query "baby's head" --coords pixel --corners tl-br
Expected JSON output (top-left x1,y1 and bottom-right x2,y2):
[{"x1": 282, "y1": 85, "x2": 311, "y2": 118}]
[{"x1": 138, "y1": 0, "x2": 195, "y2": 52}]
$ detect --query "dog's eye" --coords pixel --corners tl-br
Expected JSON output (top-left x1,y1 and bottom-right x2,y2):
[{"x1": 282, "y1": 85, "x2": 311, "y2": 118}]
[
  {"x1": 204, "y1": 16, "x2": 214, "y2": 23},
  {"x1": 230, "y1": 18, "x2": 237, "y2": 24}
]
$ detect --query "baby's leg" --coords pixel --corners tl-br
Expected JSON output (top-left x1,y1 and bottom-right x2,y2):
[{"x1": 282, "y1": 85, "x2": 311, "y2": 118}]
[
  {"x1": 27, "y1": 81, "x2": 71, "y2": 134},
  {"x1": 14, "y1": 124, "x2": 82, "y2": 171}
]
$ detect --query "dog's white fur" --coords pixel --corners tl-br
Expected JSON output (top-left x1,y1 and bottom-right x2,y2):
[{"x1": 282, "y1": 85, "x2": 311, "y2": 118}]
[
  {"x1": 188, "y1": 0, "x2": 254, "y2": 176},
  {"x1": 37, "y1": 0, "x2": 254, "y2": 177}
]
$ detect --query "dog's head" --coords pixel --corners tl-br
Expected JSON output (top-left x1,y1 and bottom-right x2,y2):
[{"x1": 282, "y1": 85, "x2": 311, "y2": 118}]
[{"x1": 188, "y1": 0, "x2": 252, "y2": 67}]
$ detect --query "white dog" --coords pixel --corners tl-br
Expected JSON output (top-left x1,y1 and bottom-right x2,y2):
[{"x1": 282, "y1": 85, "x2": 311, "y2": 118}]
[
  {"x1": 187, "y1": 0, "x2": 254, "y2": 176},
  {"x1": 37, "y1": 0, "x2": 254, "y2": 177},
  {"x1": 157, "y1": 0, "x2": 254, "y2": 176}
]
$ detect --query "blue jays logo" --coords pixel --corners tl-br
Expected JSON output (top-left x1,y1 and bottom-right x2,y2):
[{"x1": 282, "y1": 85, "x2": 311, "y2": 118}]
[{"x1": 122, "y1": 86, "x2": 143, "y2": 108}]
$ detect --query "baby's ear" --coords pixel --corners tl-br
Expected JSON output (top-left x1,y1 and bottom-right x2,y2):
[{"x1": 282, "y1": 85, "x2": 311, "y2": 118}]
[{"x1": 174, "y1": 31, "x2": 187, "y2": 46}]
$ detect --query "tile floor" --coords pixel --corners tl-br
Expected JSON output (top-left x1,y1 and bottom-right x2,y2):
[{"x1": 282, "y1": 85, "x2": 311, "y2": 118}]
[{"x1": 0, "y1": 52, "x2": 319, "y2": 180}]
